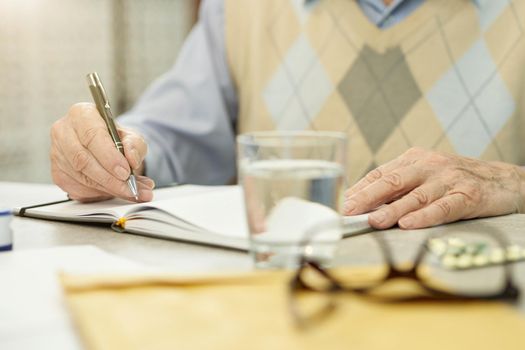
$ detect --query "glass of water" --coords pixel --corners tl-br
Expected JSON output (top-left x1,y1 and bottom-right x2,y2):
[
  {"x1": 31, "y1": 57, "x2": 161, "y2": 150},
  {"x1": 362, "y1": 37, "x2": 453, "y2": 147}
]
[{"x1": 237, "y1": 131, "x2": 347, "y2": 269}]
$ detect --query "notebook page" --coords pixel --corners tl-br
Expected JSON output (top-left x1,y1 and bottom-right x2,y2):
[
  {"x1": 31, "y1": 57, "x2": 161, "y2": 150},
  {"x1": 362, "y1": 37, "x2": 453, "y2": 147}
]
[
  {"x1": 129, "y1": 186, "x2": 248, "y2": 238},
  {"x1": 20, "y1": 198, "x2": 130, "y2": 222},
  {"x1": 128, "y1": 186, "x2": 370, "y2": 239},
  {"x1": 19, "y1": 185, "x2": 219, "y2": 222}
]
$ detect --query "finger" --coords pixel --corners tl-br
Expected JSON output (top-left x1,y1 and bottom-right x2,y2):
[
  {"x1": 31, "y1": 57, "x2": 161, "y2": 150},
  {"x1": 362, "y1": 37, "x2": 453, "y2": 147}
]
[
  {"x1": 398, "y1": 193, "x2": 470, "y2": 229},
  {"x1": 58, "y1": 169, "x2": 153, "y2": 202},
  {"x1": 135, "y1": 177, "x2": 154, "y2": 202},
  {"x1": 58, "y1": 128, "x2": 133, "y2": 198},
  {"x1": 54, "y1": 158, "x2": 154, "y2": 202},
  {"x1": 51, "y1": 142, "x2": 111, "y2": 198},
  {"x1": 53, "y1": 146, "x2": 121, "y2": 198},
  {"x1": 120, "y1": 128, "x2": 148, "y2": 171},
  {"x1": 344, "y1": 157, "x2": 408, "y2": 198},
  {"x1": 51, "y1": 164, "x2": 112, "y2": 202},
  {"x1": 136, "y1": 175, "x2": 155, "y2": 190},
  {"x1": 343, "y1": 165, "x2": 424, "y2": 215},
  {"x1": 54, "y1": 138, "x2": 154, "y2": 202},
  {"x1": 368, "y1": 182, "x2": 447, "y2": 229},
  {"x1": 71, "y1": 103, "x2": 131, "y2": 181}
]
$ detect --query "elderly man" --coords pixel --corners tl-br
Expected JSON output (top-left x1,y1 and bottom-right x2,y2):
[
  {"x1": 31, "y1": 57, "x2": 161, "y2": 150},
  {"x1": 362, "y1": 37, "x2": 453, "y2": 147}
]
[{"x1": 50, "y1": 0, "x2": 525, "y2": 230}]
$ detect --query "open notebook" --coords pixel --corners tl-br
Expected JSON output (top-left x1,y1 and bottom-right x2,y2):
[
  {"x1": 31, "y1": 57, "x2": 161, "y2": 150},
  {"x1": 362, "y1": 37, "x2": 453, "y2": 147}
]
[{"x1": 15, "y1": 185, "x2": 371, "y2": 251}]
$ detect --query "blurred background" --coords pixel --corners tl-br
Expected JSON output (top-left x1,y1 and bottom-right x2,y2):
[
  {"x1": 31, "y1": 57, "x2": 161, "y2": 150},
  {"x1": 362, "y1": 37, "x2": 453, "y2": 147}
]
[{"x1": 0, "y1": 0, "x2": 199, "y2": 183}]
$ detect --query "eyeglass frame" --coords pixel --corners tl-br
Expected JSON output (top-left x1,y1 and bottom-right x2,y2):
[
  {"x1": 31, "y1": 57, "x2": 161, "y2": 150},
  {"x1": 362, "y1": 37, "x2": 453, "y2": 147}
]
[{"x1": 288, "y1": 228, "x2": 521, "y2": 327}]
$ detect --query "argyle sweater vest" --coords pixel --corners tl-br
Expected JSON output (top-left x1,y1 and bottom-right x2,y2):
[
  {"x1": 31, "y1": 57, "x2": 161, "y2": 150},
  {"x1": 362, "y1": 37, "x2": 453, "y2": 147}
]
[{"x1": 225, "y1": 0, "x2": 525, "y2": 183}]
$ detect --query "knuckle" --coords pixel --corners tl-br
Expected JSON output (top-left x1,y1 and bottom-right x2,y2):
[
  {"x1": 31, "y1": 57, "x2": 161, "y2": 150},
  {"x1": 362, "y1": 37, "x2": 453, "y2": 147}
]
[
  {"x1": 463, "y1": 182, "x2": 482, "y2": 201},
  {"x1": 428, "y1": 152, "x2": 449, "y2": 166},
  {"x1": 405, "y1": 147, "x2": 425, "y2": 157},
  {"x1": 354, "y1": 191, "x2": 372, "y2": 206},
  {"x1": 69, "y1": 102, "x2": 95, "y2": 116},
  {"x1": 96, "y1": 173, "x2": 124, "y2": 193},
  {"x1": 365, "y1": 168, "x2": 383, "y2": 183},
  {"x1": 68, "y1": 103, "x2": 89, "y2": 118},
  {"x1": 50, "y1": 127, "x2": 58, "y2": 142},
  {"x1": 79, "y1": 173, "x2": 98, "y2": 189},
  {"x1": 72, "y1": 149, "x2": 90, "y2": 171},
  {"x1": 435, "y1": 200, "x2": 452, "y2": 217},
  {"x1": 454, "y1": 182, "x2": 482, "y2": 207},
  {"x1": 100, "y1": 173, "x2": 118, "y2": 188},
  {"x1": 409, "y1": 188, "x2": 430, "y2": 206},
  {"x1": 80, "y1": 126, "x2": 105, "y2": 148},
  {"x1": 381, "y1": 172, "x2": 403, "y2": 190},
  {"x1": 447, "y1": 168, "x2": 460, "y2": 178},
  {"x1": 50, "y1": 119, "x2": 62, "y2": 139},
  {"x1": 125, "y1": 134, "x2": 147, "y2": 156},
  {"x1": 70, "y1": 103, "x2": 100, "y2": 130},
  {"x1": 139, "y1": 135, "x2": 148, "y2": 155},
  {"x1": 381, "y1": 205, "x2": 398, "y2": 220},
  {"x1": 399, "y1": 147, "x2": 427, "y2": 167},
  {"x1": 49, "y1": 147, "x2": 59, "y2": 163}
]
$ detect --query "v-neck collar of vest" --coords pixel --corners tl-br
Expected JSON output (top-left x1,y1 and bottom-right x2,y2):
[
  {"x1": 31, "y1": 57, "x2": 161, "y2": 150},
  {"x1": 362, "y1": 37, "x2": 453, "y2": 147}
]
[{"x1": 339, "y1": 0, "x2": 470, "y2": 53}]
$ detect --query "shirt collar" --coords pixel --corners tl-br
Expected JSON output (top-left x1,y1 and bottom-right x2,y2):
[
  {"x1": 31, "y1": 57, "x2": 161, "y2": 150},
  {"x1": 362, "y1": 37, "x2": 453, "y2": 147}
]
[{"x1": 304, "y1": 0, "x2": 481, "y2": 7}]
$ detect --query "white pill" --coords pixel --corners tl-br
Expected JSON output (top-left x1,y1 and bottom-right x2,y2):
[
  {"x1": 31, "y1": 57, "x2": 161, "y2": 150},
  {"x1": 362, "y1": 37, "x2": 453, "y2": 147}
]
[
  {"x1": 442, "y1": 255, "x2": 458, "y2": 269},
  {"x1": 506, "y1": 245, "x2": 522, "y2": 261},
  {"x1": 490, "y1": 248, "x2": 505, "y2": 264},
  {"x1": 429, "y1": 239, "x2": 447, "y2": 256},
  {"x1": 457, "y1": 255, "x2": 473, "y2": 269},
  {"x1": 473, "y1": 254, "x2": 489, "y2": 267}
]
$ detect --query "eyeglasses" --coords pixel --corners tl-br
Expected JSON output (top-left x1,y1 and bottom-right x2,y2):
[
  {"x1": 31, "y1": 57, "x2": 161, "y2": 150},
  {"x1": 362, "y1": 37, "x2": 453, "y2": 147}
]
[{"x1": 288, "y1": 228, "x2": 521, "y2": 327}]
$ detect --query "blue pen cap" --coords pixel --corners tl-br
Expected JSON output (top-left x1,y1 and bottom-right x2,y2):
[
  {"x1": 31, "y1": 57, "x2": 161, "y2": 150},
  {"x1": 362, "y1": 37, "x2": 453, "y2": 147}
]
[{"x1": 0, "y1": 207, "x2": 13, "y2": 252}]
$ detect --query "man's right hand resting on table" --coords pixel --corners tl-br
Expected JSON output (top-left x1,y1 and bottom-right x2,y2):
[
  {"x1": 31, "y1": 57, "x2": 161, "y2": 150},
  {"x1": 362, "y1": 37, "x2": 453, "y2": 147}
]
[{"x1": 50, "y1": 103, "x2": 155, "y2": 203}]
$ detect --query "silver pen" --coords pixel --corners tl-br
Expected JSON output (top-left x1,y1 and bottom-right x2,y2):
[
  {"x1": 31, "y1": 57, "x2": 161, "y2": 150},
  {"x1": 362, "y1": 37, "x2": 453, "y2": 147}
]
[{"x1": 86, "y1": 72, "x2": 139, "y2": 201}]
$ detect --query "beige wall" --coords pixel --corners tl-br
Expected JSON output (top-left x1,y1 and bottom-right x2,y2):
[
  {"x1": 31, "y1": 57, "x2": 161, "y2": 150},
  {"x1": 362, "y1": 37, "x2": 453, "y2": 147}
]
[{"x1": 0, "y1": 0, "x2": 195, "y2": 183}]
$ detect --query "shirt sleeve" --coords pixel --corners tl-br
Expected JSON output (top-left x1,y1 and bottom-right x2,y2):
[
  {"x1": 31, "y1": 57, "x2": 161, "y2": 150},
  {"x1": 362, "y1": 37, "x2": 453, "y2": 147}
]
[{"x1": 118, "y1": 0, "x2": 238, "y2": 187}]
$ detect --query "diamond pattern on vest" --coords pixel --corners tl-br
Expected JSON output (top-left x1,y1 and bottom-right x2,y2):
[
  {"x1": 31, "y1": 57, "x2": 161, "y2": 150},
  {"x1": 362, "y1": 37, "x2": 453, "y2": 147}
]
[
  {"x1": 338, "y1": 45, "x2": 422, "y2": 153},
  {"x1": 263, "y1": 34, "x2": 333, "y2": 131},
  {"x1": 226, "y1": 0, "x2": 525, "y2": 182}
]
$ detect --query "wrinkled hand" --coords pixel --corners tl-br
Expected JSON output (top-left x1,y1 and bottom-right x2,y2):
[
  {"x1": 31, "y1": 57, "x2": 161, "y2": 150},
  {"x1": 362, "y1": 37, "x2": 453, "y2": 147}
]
[
  {"x1": 50, "y1": 103, "x2": 154, "y2": 202},
  {"x1": 344, "y1": 148, "x2": 525, "y2": 229}
]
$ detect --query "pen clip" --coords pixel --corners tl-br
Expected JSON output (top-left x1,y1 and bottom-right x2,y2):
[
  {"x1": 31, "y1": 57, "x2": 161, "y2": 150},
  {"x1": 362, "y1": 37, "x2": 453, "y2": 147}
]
[
  {"x1": 87, "y1": 72, "x2": 111, "y2": 108},
  {"x1": 87, "y1": 72, "x2": 119, "y2": 144}
]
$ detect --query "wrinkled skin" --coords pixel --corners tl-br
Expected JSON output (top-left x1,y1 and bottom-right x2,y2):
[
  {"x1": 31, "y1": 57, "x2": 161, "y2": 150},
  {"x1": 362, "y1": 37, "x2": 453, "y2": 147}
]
[
  {"x1": 344, "y1": 148, "x2": 525, "y2": 229},
  {"x1": 51, "y1": 104, "x2": 525, "y2": 229},
  {"x1": 50, "y1": 103, "x2": 154, "y2": 202}
]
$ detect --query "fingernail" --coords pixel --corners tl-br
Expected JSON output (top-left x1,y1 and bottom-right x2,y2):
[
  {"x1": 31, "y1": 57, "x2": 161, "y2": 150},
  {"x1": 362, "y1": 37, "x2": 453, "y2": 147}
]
[
  {"x1": 114, "y1": 166, "x2": 129, "y2": 181},
  {"x1": 399, "y1": 216, "x2": 414, "y2": 228},
  {"x1": 344, "y1": 199, "x2": 357, "y2": 214},
  {"x1": 145, "y1": 179, "x2": 155, "y2": 189},
  {"x1": 371, "y1": 211, "x2": 386, "y2": 224},
  {"x1": 139, "y1": 176, "x2": 155, "y2": 189},
  {"x1": 140, "y1": 189, "x2": 154, "y2": 202}
]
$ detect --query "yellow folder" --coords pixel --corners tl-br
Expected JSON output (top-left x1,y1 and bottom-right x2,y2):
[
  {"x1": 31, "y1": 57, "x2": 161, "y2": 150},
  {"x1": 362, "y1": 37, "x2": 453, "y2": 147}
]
[{"x1": 61, "y1": 269, "x2": 525, "y2": 350}]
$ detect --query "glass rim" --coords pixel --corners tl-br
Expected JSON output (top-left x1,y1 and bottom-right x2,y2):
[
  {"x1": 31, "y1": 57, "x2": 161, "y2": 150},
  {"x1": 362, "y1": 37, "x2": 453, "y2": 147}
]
[{"x1": 237, "y1": 131, "x2": 346, "y2": 147}]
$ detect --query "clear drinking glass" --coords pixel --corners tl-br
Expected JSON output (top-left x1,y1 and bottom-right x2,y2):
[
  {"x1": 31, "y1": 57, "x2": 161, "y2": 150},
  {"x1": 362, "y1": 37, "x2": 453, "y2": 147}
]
[{"x1": 237, "y1": 131, "x2": 347, "y2": 269}]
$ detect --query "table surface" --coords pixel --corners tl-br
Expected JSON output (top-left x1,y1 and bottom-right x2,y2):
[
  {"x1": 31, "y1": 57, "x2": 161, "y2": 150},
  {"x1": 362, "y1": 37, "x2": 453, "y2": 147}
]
[
  {"x1": 2, "y1": 182, "x2": 253, "y2": 272},
  {"x1": 2, "y1": 181, "x2": 525, "y2": 349}
]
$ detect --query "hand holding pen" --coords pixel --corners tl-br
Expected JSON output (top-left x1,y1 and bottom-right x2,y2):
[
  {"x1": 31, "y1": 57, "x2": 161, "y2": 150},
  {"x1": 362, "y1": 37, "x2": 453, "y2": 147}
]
[
  {"x1": 87, "y1": 72, "x2": 140, "y2": 200},
  {"x1": 49, "y1": 73, "x2": 155, "y2": 202}
]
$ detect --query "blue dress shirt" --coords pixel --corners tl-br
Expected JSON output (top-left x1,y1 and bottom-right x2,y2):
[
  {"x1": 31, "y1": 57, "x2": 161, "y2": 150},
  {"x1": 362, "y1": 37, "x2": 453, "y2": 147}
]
[{"x1": 119, "y1": 0, "x2": 432, "y2": 186}]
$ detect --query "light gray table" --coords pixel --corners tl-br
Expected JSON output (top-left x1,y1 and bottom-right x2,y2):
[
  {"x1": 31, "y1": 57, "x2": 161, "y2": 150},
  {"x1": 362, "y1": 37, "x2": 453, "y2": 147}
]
[
  {"x1": 2, "y1": 182, "x2": 253, "y2": 272},
  {"x1": 3, "y1": 181, "x2": 525, "y2": 281},
  {"x1": 1, "y1": 181, "x2": 525, "y2": 350},
  {"x1": 1, "y1": 182, "x2": 254, "y2": 350}
]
